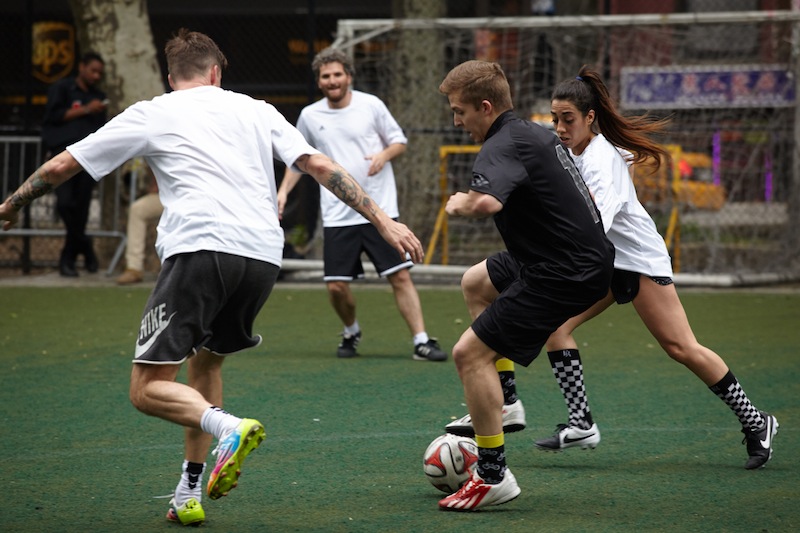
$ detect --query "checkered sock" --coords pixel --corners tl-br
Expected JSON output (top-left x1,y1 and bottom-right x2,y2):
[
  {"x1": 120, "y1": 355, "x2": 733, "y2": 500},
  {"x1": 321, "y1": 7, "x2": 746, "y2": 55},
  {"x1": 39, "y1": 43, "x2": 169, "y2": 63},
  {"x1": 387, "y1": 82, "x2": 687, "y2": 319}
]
[
  {"x1": 709, "y1": 370, "x2": 764, "y2": 431},
  {"x1": 547, "y1": 349, "x2": 593, "y2": 429}
]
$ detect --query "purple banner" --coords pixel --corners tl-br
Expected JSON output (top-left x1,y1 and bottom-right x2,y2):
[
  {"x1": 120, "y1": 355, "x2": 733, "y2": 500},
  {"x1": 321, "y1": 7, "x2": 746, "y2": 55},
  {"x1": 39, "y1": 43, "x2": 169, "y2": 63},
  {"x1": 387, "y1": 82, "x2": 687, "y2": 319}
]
[{"x1": 620, "y1": 65, "x2": 795, "y2": 110}]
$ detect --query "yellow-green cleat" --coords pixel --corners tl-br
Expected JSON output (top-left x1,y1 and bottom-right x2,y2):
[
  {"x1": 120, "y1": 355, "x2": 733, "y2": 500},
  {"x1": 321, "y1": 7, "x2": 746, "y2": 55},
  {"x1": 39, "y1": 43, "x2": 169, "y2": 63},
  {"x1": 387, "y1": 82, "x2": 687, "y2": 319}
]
[
  {"x1": 166, "y1": 497, "x2": 205, "y2": 526},
  {"x1": 207, "y1": 418, "x2": 266, "y2": 500}
]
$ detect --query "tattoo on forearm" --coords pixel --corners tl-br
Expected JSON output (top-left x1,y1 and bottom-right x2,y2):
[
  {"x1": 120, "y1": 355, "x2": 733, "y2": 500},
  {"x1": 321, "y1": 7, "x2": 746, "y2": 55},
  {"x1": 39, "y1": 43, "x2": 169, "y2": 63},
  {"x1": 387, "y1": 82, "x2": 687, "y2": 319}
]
[
  {"x1": 10, "y1": 168, "x2": 53, "y2": 210},
  {"x1": 360, "y1": 196, "x2": 377, "y2": 216},
  {"x1": 328, "y1": 169, "x2": 360, "y2": 207}
]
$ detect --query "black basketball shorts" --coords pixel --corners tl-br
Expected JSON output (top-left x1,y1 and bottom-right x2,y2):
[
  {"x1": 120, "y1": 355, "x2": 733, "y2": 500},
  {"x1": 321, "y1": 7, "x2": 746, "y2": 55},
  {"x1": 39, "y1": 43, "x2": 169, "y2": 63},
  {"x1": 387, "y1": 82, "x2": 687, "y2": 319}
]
[
  {"x1": 323, "y1": 222, "x2": 413, "y2": 281},
  {"x1": 133, "y1": 250, "x2": 279, "y2": 364}
]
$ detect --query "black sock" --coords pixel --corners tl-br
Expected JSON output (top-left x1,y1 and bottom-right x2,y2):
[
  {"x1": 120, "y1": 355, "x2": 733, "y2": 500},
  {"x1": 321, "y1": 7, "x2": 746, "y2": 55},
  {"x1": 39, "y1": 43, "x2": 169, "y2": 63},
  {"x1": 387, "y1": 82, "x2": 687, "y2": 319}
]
[
  {"x1": 476, "y1": 445, "x2": 506, "y2": 484},
  {"x1": 498, "y1": 370, "x2": 517, "y2": 404}
]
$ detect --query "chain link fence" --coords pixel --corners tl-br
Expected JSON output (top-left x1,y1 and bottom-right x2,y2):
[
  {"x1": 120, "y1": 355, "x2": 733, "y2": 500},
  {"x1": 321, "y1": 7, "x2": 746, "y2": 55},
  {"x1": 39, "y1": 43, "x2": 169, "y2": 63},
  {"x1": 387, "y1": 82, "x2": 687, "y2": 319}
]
[
  {"x1": 334, "y1": 7, "x2": 800, "y2": 279},
  {"x1": 2, "y1": 1, "x2": 797, "y2": 280}
]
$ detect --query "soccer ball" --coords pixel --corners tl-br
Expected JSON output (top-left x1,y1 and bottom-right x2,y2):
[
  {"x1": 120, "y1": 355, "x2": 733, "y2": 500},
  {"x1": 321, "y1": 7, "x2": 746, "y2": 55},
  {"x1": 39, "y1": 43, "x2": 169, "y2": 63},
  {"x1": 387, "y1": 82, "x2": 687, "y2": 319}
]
[{"x1": 423, "y1": 433, "x2": 478, "y2": 493}]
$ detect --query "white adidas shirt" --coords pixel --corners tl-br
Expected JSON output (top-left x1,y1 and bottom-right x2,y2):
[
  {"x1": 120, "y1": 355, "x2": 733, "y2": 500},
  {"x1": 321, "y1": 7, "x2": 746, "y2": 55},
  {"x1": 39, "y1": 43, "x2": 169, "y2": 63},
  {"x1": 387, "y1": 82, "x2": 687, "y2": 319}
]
[
  {"x1": 296, "y1": 90, "x2": 407, "y2": 227},
  {"x1": 68, "y1": 85, "x2": 320, "y2": 267}
]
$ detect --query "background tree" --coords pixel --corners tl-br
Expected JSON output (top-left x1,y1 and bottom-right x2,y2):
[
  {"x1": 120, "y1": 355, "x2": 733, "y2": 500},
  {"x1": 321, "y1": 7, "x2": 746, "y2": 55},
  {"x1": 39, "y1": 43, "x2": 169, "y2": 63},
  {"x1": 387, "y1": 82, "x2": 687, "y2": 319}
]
[
  {"x1": 67, "y1": 0, "x2": 164, "y2": 263},
  {"x1": 68, "y1": 0, "x2": 164, "y2": 113},
  {"x1": 390, "y1": 0, "x2": 447, "y2": 254}
]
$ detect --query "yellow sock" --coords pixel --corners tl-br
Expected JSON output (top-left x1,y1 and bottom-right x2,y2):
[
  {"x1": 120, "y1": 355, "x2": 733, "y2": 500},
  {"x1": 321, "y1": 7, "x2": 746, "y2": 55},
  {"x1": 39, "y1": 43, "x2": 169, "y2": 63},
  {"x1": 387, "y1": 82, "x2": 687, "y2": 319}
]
[
  {"x1": 475, "y1": 433, "x2": 504, "y2": 449},
  {"x1": 495, "y1": 358, "x2": 515, "y2": 372}
]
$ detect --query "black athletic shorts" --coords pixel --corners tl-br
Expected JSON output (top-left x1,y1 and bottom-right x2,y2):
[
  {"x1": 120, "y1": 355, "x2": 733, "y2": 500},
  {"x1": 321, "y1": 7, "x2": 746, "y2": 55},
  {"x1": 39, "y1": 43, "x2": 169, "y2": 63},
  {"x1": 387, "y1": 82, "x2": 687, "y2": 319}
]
[
  {"x1": 610, "y1": 268, "x2": 674, "y2": 304},
  {"x1": 133, "y1": 251, "x2": 279, "y2": 364},
  {"x1": 323, "y1": 222, "x2": 413, "y2": 281},
  {"x1": 471, "y1": 251, "x2": 611, "y2": 367}
]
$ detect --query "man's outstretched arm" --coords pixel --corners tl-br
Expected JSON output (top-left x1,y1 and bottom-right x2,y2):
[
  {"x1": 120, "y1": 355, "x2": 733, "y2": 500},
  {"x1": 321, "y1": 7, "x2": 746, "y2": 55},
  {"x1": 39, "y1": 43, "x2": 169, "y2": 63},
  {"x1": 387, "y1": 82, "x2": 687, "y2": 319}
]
[
  {"x1": 0, "y1": 151, "x2": 83, "y2": 230},
  {"x1": 294, "y1": 152, "x2": 424, "y2": 263}
]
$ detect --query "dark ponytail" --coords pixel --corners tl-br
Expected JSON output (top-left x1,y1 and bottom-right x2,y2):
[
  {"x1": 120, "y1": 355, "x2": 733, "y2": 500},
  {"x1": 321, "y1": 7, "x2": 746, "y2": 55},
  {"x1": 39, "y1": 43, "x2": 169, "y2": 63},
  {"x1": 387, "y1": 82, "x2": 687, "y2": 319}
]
[{"x1": 552, "y1": 65, "x2": 670, "y2": 169}]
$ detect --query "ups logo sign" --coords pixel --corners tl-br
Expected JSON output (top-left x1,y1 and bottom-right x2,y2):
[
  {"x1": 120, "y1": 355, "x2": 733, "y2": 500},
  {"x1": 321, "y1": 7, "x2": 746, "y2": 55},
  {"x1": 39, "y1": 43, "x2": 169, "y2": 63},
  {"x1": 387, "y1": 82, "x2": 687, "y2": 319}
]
[{"x1": 32, "y1": 21, "x2": 75, "y2": 84}]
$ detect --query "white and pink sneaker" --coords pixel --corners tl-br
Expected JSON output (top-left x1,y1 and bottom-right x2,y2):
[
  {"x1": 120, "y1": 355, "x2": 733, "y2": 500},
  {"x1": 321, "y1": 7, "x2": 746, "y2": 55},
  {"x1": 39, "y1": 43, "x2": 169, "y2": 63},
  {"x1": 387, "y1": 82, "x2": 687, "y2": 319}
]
[{"x1": 438, "y1": 469, "x2": 520, "y2": 511}]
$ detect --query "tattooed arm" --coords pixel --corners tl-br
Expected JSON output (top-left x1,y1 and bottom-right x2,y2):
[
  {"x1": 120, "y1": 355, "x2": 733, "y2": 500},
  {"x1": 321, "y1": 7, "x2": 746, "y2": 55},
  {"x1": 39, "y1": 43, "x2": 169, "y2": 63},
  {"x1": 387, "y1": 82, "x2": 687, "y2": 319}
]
[
  {"x1": 0, "y1": 150, "x2": 83, "y2": 230},
  {"x1": 294, "y1": 153, "x2": 424, "y2": 264}
]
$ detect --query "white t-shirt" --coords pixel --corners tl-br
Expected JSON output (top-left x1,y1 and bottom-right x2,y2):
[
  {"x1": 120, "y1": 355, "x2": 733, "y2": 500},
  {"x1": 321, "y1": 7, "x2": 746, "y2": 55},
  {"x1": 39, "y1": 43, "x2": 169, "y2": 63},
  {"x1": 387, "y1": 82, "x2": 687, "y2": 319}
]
[
  {"x1": 68, "y1": 85, "x2": 320, "y2": 267},
  {"x1": 571, "y1": 134, "x2": 674, "y2": 276},
  {"x1": 296, "y1": 90, "x2": 407, "y2": 227}
]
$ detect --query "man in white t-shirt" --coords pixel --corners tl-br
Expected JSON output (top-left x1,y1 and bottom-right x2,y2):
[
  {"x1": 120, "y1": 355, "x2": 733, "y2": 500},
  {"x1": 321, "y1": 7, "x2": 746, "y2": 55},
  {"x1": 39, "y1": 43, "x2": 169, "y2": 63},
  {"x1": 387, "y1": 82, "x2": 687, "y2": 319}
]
[
  {"x1": 278, "y1": 47, "x2": 446, "y2": 362},
  {"x1": 0, "y1": 30, "x2": 423, "y2": 527}
]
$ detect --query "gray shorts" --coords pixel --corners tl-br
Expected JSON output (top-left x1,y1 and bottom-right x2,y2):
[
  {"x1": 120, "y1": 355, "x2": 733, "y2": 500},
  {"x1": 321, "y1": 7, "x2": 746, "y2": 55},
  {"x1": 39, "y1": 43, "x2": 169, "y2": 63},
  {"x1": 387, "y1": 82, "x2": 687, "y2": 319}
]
[
  {"x1": 133, "y1": 251, "x2": 279, "y2": 364},
  {"x1": 322, "y1": 222, "x2": 412, "y2": 281}
]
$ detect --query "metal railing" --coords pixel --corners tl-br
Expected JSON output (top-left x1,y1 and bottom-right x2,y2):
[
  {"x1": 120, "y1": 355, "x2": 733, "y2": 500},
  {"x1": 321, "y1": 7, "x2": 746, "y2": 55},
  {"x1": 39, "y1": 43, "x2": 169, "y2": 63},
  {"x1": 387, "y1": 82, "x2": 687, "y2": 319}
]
[{"x1": 0, "y1": 135, "x2": 127, "y2": 275}]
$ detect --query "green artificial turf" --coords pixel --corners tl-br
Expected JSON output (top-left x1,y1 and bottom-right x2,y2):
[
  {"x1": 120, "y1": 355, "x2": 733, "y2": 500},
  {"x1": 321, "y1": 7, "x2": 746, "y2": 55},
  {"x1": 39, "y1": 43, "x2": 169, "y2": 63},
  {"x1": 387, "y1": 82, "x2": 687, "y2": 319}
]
[{"x1": 0, "y1": 285, "x2": 797, "y2": 532}]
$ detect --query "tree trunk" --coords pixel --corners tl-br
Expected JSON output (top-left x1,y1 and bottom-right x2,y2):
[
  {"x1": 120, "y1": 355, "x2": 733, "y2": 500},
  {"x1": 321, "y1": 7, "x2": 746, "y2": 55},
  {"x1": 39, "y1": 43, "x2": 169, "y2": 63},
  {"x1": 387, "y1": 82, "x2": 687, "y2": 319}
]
[
  {"x1": 389, "y1": 0, "x2": 447, "y2": 260},
  {"x1": 67, "y1": 0, "x2": 164, "y2": 268},
  {"x1": 68, "y1": 0, "x2": 164, "y2": 112}
]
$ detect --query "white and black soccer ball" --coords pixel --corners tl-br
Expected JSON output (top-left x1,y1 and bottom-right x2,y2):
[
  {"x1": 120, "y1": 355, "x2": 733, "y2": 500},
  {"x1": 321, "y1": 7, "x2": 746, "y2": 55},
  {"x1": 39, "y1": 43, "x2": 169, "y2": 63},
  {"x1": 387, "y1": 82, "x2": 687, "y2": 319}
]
[{"x1": 422, "y1": 433, "x2": 478, "y2": 493}]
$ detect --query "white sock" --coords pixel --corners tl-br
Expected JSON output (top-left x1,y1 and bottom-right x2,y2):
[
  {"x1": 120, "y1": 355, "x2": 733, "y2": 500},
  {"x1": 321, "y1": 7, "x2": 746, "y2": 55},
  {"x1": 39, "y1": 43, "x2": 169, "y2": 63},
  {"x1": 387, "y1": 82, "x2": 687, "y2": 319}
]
[
  {"x1": 173, "y1": 460, "x2": 205, "y2": 506},
  {"x1": 344, "y1": 320, "x2": 360, "y2": 336},
  {"x1": 413, "y1": 332, "x2": 430, "y2": 346},
  {"x1": 200, "y1": 406, "x2": 241, "y2": 439}
]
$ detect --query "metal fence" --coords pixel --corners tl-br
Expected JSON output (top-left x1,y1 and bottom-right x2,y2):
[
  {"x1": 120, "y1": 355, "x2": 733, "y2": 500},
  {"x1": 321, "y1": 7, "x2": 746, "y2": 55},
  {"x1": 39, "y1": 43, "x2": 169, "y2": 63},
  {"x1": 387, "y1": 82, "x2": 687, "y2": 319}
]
[
  {"x1": 0, "y1": 136, "x2": 128, "y2": 274},
  {"x1": 333, "y1": 10, "x2": 800, "y2": 279}
]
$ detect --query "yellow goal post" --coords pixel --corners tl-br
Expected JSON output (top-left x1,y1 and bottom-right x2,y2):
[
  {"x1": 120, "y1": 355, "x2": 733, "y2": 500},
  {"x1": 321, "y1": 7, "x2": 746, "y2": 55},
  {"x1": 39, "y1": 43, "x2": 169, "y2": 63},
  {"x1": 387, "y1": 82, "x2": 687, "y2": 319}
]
[
  {"x1": 424, "y1": 145, "x2": 481, "y2": 265},
  {"x1": 427, "y1": 143, "x2": 710, "y2": 272}
]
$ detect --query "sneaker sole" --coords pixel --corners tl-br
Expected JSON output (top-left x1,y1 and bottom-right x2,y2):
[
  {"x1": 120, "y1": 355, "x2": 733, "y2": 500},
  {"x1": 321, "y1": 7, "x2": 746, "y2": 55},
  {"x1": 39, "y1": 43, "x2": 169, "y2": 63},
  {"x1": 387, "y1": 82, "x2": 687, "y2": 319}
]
[
  {"x1": 207, "y1": 422, "x2": 266, "y2": 500},
  {"x1": 412, "y1": 354, "x2": 447, "y2": 362},
  {"x1": 166, "y1": 510, "x2": 205, "y2": 527},
  {"x1": 439, "y1": 486, "x2": 521, "y2": 512},
  {"x1": 535, "y1": 442, "x2": 599, "y2": 452}
]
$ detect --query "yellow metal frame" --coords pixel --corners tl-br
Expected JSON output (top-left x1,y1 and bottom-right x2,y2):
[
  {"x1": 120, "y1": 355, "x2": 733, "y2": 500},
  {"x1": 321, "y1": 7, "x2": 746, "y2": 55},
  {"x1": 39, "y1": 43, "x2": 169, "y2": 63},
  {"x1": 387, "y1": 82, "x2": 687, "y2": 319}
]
[
  {"x1": 425, "y1": 145, "x2": 481, "y2": 265},
  {"x1": 429, "y1": 143, "x2": 707, "y2": 273},
  {"x1": 662, "y1": 144, "x2": 683, "y2": 273}
]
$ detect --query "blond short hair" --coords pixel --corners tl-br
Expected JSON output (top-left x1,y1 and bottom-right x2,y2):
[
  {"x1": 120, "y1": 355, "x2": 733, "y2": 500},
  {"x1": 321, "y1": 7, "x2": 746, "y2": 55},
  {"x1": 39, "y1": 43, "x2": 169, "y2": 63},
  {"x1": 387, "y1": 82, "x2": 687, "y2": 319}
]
[{"x1": 439, "y1": 60, "x2": 513, "y2": 112}]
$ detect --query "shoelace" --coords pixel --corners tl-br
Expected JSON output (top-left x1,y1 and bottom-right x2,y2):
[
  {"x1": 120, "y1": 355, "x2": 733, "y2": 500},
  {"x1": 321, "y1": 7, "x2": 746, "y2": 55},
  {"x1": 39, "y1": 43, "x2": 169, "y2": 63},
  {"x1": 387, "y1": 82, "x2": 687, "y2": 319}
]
[{"x1": 211, "y1": 428, "x2": 234, "y2": 457}]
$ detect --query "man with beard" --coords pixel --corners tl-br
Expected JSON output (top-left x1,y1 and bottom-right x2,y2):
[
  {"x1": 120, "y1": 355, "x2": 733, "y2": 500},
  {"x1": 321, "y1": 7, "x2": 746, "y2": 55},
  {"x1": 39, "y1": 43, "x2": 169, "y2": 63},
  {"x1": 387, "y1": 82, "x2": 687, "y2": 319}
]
[{"x1": 278, "y1": 47, "x2": 446, "y2": 363}]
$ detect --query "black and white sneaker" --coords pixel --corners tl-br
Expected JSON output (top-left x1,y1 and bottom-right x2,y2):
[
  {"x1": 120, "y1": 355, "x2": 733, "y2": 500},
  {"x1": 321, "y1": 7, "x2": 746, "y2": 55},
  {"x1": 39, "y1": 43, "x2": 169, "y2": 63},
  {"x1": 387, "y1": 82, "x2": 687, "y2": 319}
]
[
  {"x1": 534, "y1": 423, "x2": 600, "y2": 451},
  {"x1": 413, "y1": 338, "x2": 447, "y2": 362},
  {"x1": 336, "y1": 331, "x2": 361, "y2": 358},
  {"x1": 742, "y1": 410, "x2": 779, "y2": 470},
  {"x1": 445, "y1": 400, "x2": 527, "y2": 437}
]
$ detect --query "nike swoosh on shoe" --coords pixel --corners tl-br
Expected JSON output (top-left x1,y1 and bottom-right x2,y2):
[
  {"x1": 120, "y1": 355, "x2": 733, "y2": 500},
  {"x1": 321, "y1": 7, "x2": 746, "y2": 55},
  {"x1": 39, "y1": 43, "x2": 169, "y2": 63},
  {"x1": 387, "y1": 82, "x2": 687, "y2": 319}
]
[
  {"x1": 760, "y1": 417, "x2": 774, "y2": 448},
  {"x1": 564, "y1": 434, "x2": 595, "y2": 444}
]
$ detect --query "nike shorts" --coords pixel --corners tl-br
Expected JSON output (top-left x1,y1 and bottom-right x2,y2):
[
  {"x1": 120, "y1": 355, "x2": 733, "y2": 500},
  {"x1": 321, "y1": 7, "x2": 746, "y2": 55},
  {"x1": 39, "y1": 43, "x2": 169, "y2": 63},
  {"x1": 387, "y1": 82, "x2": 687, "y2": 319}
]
[
  {"x1": 133, "y1": 251, "x2": 279, "y2": 364},
  {"x1": 323, "y1": 221, "x2": 412, "y2": 281},
  {"x1": 610, "y1": 268, "x2": 673, "y2": 304},
  {"x1": 471, "y1": 251, "x2": 610, "y2": 367}
]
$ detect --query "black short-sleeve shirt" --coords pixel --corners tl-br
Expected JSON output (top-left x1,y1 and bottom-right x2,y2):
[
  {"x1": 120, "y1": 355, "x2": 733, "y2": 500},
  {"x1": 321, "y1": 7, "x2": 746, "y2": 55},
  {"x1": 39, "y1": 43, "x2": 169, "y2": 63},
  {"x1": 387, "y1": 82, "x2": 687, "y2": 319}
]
[
  {"x1": 41, "y1": 76, "x2": 107, "y2": 151},
  {"x1": 471, "y1": 111, "x2": 614, "y2": 284}
]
